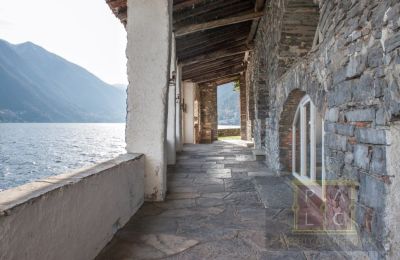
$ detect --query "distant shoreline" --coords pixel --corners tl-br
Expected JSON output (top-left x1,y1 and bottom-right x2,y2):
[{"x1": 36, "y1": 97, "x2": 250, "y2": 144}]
[{"x1": 218, "y1": 125, "x2": 240, "y2": 130}]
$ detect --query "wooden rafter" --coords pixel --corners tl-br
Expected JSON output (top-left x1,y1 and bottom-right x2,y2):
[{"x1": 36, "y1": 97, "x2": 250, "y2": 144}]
[
  {"x1": 177, "y1": 24, "x2": 250, "y2": 54},
  {"x1": 106, "y1": 0, "x2": 257, "y2": 84},
  {"x1": 255, "y1": 0, "x2": 267, "y2": 11},
  {"x1": 106, "y1": 0, "x2": 126, "y2": 9},
  {"x1": 193, "y1": 67, "x2": 243, "y2": 83},
  {"x1": 246, "y1": 0, "x2": 266, "y2": 44},
  {"x1": 183, "y1": 54, "x2": 245, "y2": 82},
  {"x1": 214, "y1": 75, "x2": 241, "y2": 86},
  {"x1": 175, "y1": 11, "x2": 264, "y2": 37},
  {"x1": 174, "y1": 1, "x2": 253, "y2": 26},
  {"x1": 173, "y1": 0, "x2": 208, "y2": 12},
  {"x1": 180, "y1": 45, "x2": 251, "y2": 66},
  {"x1": 184, "y1": 58, "x2": 243, "y2": 77}
]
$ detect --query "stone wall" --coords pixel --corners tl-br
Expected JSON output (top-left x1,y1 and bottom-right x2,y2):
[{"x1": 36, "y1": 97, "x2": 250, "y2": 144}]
[
  {"x1": 239, "y1": 74, "x2": 248, "y2": 140},
  {"x1": 249, "y1": 47, "x2": 268, "y2": 150},
  {"x1": 218, "y1": 128, "x2": 241, "y2": 137},
  {"x1": 245, "y1": 57, "x2": 255, "y2": 141},
  {"x1": 198, "y1": 83, "x2": 218, "y2": 143},
  {"x1": 249, "y1": 0, "x2": 400, "y2": 257},
  {"x1": 0, "y1": 154, "x2": 144, "y2": 260},
  {"x1": 278, "y1": 89, "x2": 306, "y2": 172}
]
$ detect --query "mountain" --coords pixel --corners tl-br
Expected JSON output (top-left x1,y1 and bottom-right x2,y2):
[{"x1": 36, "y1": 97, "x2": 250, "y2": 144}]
[
  {"x1": 0, "y1": 39, "x2": 126, "y2": 122},
  {"x1": 217, "y1": 83, "x2": 240, "y2": 125}
]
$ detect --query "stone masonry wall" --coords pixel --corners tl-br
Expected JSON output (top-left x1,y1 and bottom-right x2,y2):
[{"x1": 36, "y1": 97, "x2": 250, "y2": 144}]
[
  {"x1": 278, "y1": 89, "x2": 305, "y2": 172},
  {"x1": 250, "y1": 0, "x2": 400, "y2": 257},
  {"x1": 218, "y1": 128, "x2": 241, "y2": 137},
  {"x1": 198, "y1": 83, "x2": 218, "y2": 143},
  {"x1": 239, "y1": 74, "x2": 248, "y2": 140},
  {"x1": 245, "y1": 57, "x2": 255, "y2": 141},
  {"x1": 250, "y1": 40, "x2": 268, "y2": 150}
]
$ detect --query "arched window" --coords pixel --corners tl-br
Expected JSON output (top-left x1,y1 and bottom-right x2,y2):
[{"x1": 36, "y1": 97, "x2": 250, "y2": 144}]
[{"x1": 292, "y1": 95, "x2": 325, "y2": 197}]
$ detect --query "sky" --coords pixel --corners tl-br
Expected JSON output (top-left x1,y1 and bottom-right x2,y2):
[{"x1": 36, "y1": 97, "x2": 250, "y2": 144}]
[{"x1": 0, "y1": 0, "x2": 128, "y2": 85}]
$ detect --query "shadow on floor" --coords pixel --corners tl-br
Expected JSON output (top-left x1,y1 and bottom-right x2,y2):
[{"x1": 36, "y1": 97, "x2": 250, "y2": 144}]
[{"x1": 96, "y1": 141, "x2": 369, "y2": 259}]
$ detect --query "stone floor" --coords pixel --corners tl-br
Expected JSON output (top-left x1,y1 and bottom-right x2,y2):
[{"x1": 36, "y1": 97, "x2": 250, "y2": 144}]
[{"x1": 96, "y1": 141, "x2": 368, "y2": 260}]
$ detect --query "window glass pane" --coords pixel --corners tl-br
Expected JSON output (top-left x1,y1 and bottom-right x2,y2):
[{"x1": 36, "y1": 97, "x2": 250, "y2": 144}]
[
  {"x1": 315, "y1": 111, "x2": 323, "y2": 182},
  {"x1": 294, "y1": 112, "x2": 301, "y2": 174},
  {"x1": 305, "y1": 102, "x2": 311, "y2": 178}
]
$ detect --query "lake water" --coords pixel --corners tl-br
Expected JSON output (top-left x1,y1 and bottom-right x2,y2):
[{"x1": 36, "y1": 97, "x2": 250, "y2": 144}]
[{"x1": 0, "y1": 123, "x2": 126, "y2": 191}]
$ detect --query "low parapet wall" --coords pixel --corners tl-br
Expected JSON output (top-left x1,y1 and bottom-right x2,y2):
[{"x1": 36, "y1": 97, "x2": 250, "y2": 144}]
[
  {"x1": 0, "y1": 153, "x2": 144, "y2": 260},
  {"x1": 218, "y1": 128, "x2": 240, "y2": 137}
]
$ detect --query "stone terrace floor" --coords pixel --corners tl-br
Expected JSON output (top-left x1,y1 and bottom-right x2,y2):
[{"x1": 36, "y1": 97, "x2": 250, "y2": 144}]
[{"x1": 96, "y1": 141, "x2": 367, "y2": 260}]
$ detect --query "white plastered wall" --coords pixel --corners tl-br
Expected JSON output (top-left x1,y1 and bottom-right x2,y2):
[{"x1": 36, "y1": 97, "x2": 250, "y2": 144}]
[
  {"x1": 125, "y1": 0, "x2": 172, "y2": 201},
  {"x1": 183, "y1": 81, "x2": 195, "y2": 144}
]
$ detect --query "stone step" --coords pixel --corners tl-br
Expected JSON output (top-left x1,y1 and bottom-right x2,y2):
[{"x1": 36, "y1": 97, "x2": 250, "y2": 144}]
[{"x1": 252, "y1": 149, "x2": 266, "y2": 161}]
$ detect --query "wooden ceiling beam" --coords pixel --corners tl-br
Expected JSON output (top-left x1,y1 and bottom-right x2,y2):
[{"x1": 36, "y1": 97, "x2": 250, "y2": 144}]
[
  {"x1": 184, "y1": 62, "x2": 242, "y2": 79},
  {"x1": 175, "y1": 11, "x2": 264, "y2": 37},
  {"x1": 246, "y1": 0, "x2": 266, "y2": 44},
  {"x1": 173, "y1": 0, "x2": 205, "y2": 12},
  {"x1": 177, "y1": 25, "x2": 249, "y2": 53},
  {"x1": 183, "y1": 58, "x2": 243, "y2": 77},
  {"x1": 183, "y1": 52, "x2": 244, "y2": 70},
  {"x1": 106, "y1": 0, "x2": 127, "y2": 9},
  {"x1": 214, "y1": 75, "x2": 241, "y2": 86},
  {"x1": 246, "y1": 18, "x2": 261, "y2": 44},
  {"x1": 197, "y1": 74, "x2": 240, "y2": 87},
  {"x1": 255, "y1": 0, "x2": 266, "y2": 12},
  {"x1": 180, "y1": 45, "x2": 250, "y2": 66},
  {"x1": 178, "y1": 36, "x2": 248, "y2": 60},
  {"x1": 191, "y1": 66, "x2": 243, "y2": 83},
  {"x1": 174, "y1": 0, "x2": 249, "y2": 24},
  {"x1": 173, "y1": 0, "x2": 217, "y2": 12}
]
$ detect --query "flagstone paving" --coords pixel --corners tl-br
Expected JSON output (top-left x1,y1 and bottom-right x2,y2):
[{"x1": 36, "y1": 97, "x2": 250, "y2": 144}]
[{"x1": 96, "y1": 141, "x2": 367, "y2": 260}]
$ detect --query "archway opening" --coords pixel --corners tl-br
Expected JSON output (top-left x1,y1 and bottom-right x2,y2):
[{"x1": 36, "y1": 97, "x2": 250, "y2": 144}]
[
  {"x1": 217, "y1": 82, "x2": 240, "y2": 140},
  {"x1": 279, "y1": 89, "x2": 306, "y2": 172}
]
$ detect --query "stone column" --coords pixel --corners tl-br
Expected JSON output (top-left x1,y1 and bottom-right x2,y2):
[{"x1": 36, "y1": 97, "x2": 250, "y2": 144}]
[
  {"x1": 125, "y1": 0, "x2": 172, "y2": 201},
  {"x1": 239, "y1": 75, "x2": 248, "y2": 140},
  {"x1": 175, "y1": 64, "x2": 183, "y2": 152},
  {"x1": 246, "y1": 65, "x2": 255, "y2": 141},
  {"x1": 199, "y1": 83, "x2": 218, "y2": 143},
  {"x1": 167, "y1": 35, "x2": 176, "y2": 165}
]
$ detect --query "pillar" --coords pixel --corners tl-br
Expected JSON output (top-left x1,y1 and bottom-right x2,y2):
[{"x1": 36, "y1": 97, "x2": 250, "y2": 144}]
[
  {"x1": 125, "y1": 0, "x2": 172, "y2": 201},
  {"x1": 175, "y1": 64, "x2": 183, "y2": 152},
  {"x1": 253, "y1": 49, "x2": 268, "y2": 150},
  {"x1": 239, "y1": 75, "x2": 248, "y2": 140},
  {"x1": 199, "y1": 83, "x2": 218, "y2": 143},
  {"x1": 167, "y1": 35, "x2": 176, "y2": 165},
  {"x1": 246, "y1": 65, "x2": 255, "y2": 141},
  {"x1": 183, "y1": 81, "x2": 195, "y2": 144}
]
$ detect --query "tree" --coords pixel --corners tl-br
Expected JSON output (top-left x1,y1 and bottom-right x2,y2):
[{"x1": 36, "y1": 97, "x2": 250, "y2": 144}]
[{"x1": 233, "y1": 80, "x2": 240, "y2": 92}]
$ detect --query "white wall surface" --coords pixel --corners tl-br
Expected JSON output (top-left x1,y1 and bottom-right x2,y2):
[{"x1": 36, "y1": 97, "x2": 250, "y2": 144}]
[
  {"x1": 176, "y1": 64, "x2": 183, "y2": 151},
  {"x1": 183, "y1": 81, "x2": 195, "y2": 144},
  {"x1": 125, "y1": 0, "x2": 172, "y2": 201},
  {"x1": 167, "y1": 35, "x2": 176, "y2": 165},
  {"x1": 0, "y1": 154, "x2": 144, "y2": 260}
]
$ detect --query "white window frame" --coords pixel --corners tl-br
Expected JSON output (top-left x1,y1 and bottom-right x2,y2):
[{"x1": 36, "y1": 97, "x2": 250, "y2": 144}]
[{"x1": 292, "y1": 95, "x2": 326, "y2": 199}]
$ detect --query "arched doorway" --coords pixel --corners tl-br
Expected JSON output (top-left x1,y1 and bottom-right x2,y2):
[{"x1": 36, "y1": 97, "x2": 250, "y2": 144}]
[{"x1": 279, "y1": 89, "x2": 306, "y2": 172}]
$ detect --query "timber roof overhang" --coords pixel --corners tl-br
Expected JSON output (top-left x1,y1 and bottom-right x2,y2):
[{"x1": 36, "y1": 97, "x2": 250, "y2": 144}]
[{"x1": 106, "y1": 0, "x2": 267, "y2": 84}]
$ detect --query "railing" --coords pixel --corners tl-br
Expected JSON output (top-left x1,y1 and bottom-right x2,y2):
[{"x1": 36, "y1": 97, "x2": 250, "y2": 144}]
[{"x1": 0, "y1": 153, "x2": 144, "y2": 260}]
